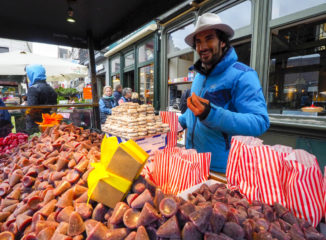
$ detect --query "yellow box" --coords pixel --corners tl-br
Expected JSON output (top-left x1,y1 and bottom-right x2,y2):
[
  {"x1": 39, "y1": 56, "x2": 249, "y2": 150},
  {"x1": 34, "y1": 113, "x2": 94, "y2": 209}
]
[{"x1": 90, "y1": 180, "x2": 127, "y2": 208}]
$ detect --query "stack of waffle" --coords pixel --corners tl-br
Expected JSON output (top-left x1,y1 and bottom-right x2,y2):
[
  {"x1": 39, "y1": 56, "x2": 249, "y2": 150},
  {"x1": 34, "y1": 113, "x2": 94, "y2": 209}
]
[{"x1": 102, "y1": 102, "x2": 170, "y2": 139}]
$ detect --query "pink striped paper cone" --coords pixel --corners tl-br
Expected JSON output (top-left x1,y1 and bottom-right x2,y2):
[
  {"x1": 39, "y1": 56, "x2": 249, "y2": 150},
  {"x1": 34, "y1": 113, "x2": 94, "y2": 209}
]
[
  {"x1": 283, "y1": 150, "x2": 324, "y2": 227},
  {"x1": 226, "y1": 137, "x2": 243, "y2": 187},
  {"x1": 237, "y1": 142, "x2": 260, "y2": 203},
  {"x1": 160, "y1": 111, "x2": 178, "y2": 147},
  {"x1": 255, "y1": 145, "x2": 286, "y2": 206},
  {"x1": 169, "y1": 155, "x2": 194, "y2": 195},
  {"x1": 271, "y1": 145, "x2": 293, "y2": 192}
]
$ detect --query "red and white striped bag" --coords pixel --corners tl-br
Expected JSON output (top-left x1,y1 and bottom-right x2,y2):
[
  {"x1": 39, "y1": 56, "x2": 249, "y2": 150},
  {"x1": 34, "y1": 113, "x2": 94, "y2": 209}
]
[
  {"x1": 226, "y1": 137, "x2": 324, "y2": 227},
  {"x1": 282, "y1": 150, "x2": 323, "y2": 227},
  {"x1": 226, "y1": 136, "x2": 263, "y2": 201},
  {"x1": 160, "y1": 111, "x2": 178, "y2": 147},
  {"x1": 150, "y1": 147, "x2": 211, "y2": 195}
]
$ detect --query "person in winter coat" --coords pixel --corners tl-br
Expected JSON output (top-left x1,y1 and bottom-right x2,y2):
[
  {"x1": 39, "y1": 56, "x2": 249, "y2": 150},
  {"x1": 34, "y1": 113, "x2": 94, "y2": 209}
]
[
  {"x1": 179, "y1": 88, "x2": 191, "y2": 114},
  {"x1": 131, "y1": 92, "x2": 142, "y2": 105},
  {"x1": 0, "y1": 98, "x2": 13, "y2": 138},
  {"x1": 113, "y1": 84, "x2": 122, "y2": 104},
  {"x1": 99, "y1": 86, "x2": 116, "y2": 124},
  {"x1": 26, "y1": 64, "x2": 57, "y2": 134},
  {"x1": 118, "y1": 88, "x2": 132, "y2": 105},
  {"x1": 179, "y1": 13, "x2": 270, "y2": 173}
]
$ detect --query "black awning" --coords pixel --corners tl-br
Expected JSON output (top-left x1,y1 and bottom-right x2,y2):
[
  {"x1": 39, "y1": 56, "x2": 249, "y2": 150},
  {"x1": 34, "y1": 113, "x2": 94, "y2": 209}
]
[{"x1": 0, "y1": 0, "x2": 185, "y2": 50}]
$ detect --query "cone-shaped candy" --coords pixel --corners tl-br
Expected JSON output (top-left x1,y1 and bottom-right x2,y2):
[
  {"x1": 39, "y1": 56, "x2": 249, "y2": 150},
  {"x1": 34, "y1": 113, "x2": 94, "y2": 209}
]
[
  {"x1": 7, "y1": 187, "x2": 21, "y2": 200},
  {"x1": 137, "y1": 202, "x2": 161, "y2": 227},
  {"x1": 75, "y1": 202, "x2": 93, "y2": 220},
  {"x1": 123, "y1": 208, "x2": 141, "y2": 229},
  {"x1": 159, "y1": 197, "x2": 178, "y2": 218},
  {"x1": 37, "y1": 226, "x2": 55, "y2": 240},
  {"x1": 153, "y1": 188, "x2": 164, "y2": 209},
  {"x1": 56, "y1": 206, "x2": 75, "y2": 223},
  {"x1": 75, "y1": 192, "x2": 88, "y2": 203},
  {"x1": 92, "y1": 203, "x2": 107, "y2": 222},
  {"x1": 125, "y1": 231, "x2": 136, "y2": 240},
  {"x1": 86, "y1": 221, "x2": 110, "y2": 239},
  {"x1": 110, "y1": 202, "x2": 129, "y2": 225},
  {"x1": 16, "y1": 214, "x2": 32, "y2": 232},
  {"x1": 56, "y1": 189, "x2": 74, "y2": 208},
  {"x1": 38, "y1": 199, "x2": 57, "y2": 217},
  {"x1": 85, "y1": 219, "x2": 99, "y2": 236},
  {"x1": 131, "y1": 189, "x2": 153, "y2": 209},
  {"x1": 0, "y1": 231, "x2": 14, "y2": 240},
  {"x1": 189, "y1": 206, "x2": 212, "y2": 232},
  {"x1": 53, "y1": 181, "x2": 71, "y2": 196},
  {"x1": 182, "y1": 222, "x2": 203, "y2": 240},
  {"x1": 106, "y1": 228, "x2": 128, "y2": 239},
  {"x1": 65, "y1": 170, "x2": 80, "y2": 184},
  {"x1": 135, "y1": 225, "x2": 149, "y2": 240},
  {"x1": 156, "y1": 215, "x2": 181, "y2": 238},
  {"x1": 68, "y1": 212, "x2": 85, "y2": 236},
  {"x1": 126, "y1": 193, "x2": 139, "y2": 207}
]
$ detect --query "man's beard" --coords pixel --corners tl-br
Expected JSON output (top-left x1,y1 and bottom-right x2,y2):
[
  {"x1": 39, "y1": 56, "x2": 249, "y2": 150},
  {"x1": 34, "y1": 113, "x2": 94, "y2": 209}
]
[{"x1": 201, "y1": 52, "x2": 221, "y2": 67}]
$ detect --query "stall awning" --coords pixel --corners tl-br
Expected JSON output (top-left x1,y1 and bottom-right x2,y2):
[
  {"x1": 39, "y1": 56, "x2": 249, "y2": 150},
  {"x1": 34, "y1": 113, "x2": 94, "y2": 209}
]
[
  {"x1": 104, "y1": 23, "x2": 158, "y2": 58},
  {"x1": 0, "y1": 0, "x2": 184, "y2": 50}
]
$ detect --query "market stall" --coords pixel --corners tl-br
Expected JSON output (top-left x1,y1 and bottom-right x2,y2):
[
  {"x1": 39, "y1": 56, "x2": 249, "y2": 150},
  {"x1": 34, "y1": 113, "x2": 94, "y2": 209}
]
[{"x1": 0, "y1": 122, "x2": 325, "y2": 239}]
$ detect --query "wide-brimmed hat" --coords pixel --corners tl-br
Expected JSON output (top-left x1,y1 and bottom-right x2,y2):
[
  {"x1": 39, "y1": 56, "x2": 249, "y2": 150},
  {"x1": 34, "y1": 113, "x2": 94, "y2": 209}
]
[{"x1": 185, "y1": 13, "x2": 234, "y2": 47}]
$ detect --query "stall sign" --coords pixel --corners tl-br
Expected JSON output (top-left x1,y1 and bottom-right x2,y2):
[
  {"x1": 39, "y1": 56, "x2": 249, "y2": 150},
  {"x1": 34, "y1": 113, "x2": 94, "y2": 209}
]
[{"x1": 83, "y1": 87, "x2": 92, "y2": 99}]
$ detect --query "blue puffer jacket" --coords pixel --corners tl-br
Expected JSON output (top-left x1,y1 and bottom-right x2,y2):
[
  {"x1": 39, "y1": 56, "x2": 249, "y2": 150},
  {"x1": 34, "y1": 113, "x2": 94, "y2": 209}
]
[{"x1": 179, "y1": 47, "x2": 270, "y2": 173}]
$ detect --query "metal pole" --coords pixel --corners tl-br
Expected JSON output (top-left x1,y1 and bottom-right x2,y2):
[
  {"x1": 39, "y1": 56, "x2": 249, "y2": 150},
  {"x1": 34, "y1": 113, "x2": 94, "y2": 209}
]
[{"x1": 87, "y1": 31, "x2": 101, "y2": 130}]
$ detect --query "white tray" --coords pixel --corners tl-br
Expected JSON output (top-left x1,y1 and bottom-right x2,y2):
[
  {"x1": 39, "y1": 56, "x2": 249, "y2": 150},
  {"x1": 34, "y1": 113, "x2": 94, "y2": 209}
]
[{"x1": 177, "y1": 179, "x2": 221, "y2": 200}]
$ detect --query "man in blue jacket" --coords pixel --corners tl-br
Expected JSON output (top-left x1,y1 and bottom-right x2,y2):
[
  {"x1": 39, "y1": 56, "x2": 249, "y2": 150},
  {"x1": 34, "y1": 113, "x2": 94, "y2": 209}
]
[{"x1": 179, "y1": 13, "x2": 270, "y2": 173}]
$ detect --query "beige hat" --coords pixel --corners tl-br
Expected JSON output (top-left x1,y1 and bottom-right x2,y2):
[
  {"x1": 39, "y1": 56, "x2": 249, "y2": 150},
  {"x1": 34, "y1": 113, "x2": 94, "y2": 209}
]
[{"x1": 185, "y1": 13, "x2": 234, "y2": 47}]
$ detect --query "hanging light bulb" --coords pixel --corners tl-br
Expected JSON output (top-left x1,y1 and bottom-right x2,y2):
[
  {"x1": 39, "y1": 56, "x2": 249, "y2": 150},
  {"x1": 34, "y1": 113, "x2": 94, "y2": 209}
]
[{"x1": 67, "y1": 6, "x2": 76, "y2": 23}]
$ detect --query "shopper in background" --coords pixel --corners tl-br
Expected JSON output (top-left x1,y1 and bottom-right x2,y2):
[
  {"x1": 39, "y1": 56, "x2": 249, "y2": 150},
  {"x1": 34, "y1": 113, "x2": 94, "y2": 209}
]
[
  {"x1": 25, "y1": 64, "x2": 57, "y2": 134},
  {"x1": 113, "y1": 84, "x2": 122, "y2": 103},
  {"x1": 118, "y1": 88, "x2": 132, "y2": 105},
  {"x1": 0, "y1": 98, "x2": 13, "y2": 138},
  {"x1": 179, "y1": 88, "x2": 191, "y2": 114},
  {"x1": 131, "y1": 92, "x2": 142, "y2": 105},
  {"x1": 99, "y1": 86, "x2": 116, "y2": 124},
  {"x1": 179, "y1": 13, "x2": 269, "y2": 173},
  {"x1": 21, "y1": 95, "x2": 28, "y2": 106}
]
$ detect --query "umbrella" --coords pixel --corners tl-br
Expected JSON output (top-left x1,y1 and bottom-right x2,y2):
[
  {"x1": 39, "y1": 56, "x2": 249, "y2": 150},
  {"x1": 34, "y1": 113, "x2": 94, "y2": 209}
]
[{"x1": 0, "y1": 51, "x2": 88, "y2": 82}]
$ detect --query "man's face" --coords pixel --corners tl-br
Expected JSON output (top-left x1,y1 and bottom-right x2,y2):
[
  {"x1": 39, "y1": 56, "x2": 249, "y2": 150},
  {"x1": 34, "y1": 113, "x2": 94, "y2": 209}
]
[{"x1": 195, "y1": 29, "x2": 225, "y2": 67}]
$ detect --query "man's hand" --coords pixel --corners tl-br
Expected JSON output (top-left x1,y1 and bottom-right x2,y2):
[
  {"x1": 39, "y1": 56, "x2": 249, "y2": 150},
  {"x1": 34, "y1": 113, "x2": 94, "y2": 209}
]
[{"x1": 187, "y1": 93, "x2": 211, "y2": 120}]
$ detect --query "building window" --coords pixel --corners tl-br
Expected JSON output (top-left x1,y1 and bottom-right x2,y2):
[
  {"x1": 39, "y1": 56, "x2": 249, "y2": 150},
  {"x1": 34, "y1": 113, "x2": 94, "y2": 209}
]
[
  {"x1": 138, "y1": 39, "x2": 154, "y2": 63},
  {"x1": 268, "y1": 18, "x2": 326, "y2": 116},
  {"x1": 232, "y1": 39, "x2": 251, "y2": 66},
  {"x1": 112, "y1": 74, "x2": 120, "y2": 90},
  {"x1": 110, "y1": 56, "x2": 120, "y2": 73},
  {"x1": 272, "y1": 0, "x2": 326, "y2": 19},
  {"x1": 168, "y1": 23, "x2": 195, "y2": 54},
  {"x1": 124, "y1": 52, "x2": 135, "y2": 67},
  {"x1": 139, "y1": 64, "x2": 154, "y2": 104},
  {"x1": 214, "y1": 0, "x2": 251, "y2": 30},
  {"x1": 0, "y1": 47, "x2": 9, "y2": 53},
  {"x1": 168, "y1": 52, "x2": 194, "y2": 84}
]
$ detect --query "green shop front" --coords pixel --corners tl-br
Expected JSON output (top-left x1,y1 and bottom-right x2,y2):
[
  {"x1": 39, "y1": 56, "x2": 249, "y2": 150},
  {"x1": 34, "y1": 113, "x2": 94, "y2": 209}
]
[
  {"x1": 105, "y1": 22, "x2": 161, "y2": 109},
  {"x1": 157, "y1": 0, "x2": 326, "y2": 166}
]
